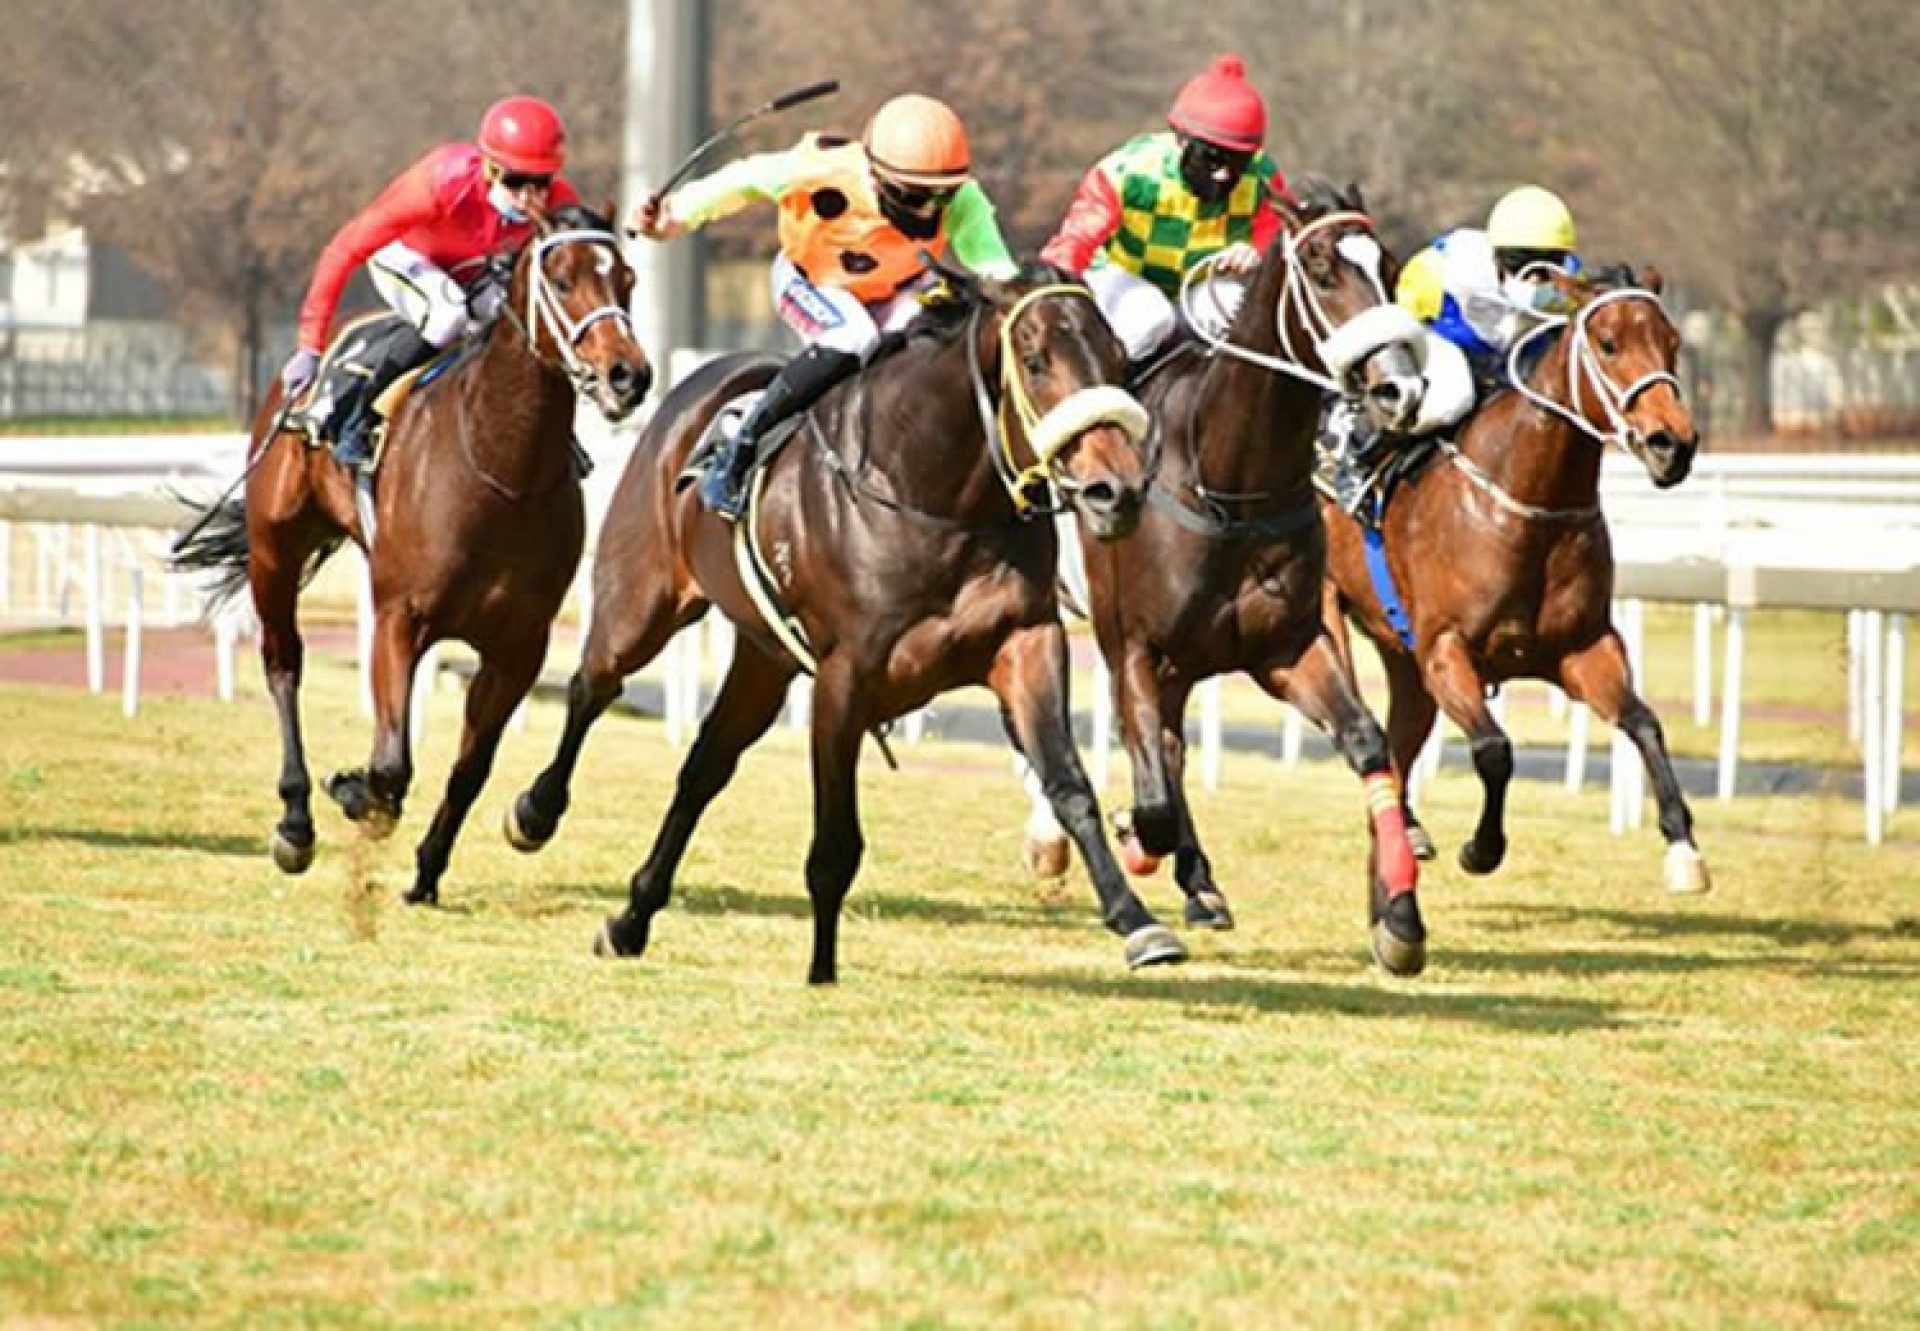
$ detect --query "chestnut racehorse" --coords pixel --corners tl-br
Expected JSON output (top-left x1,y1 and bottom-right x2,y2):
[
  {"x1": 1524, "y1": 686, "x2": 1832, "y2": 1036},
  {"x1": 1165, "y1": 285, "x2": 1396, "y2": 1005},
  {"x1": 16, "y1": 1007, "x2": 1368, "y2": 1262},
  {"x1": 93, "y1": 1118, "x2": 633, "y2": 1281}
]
[
  {"x1": 174, "y1": 203, "x2": 652, "y2": 906},
  {"x1": 1320, "y1": 267, "x2": 1709, "y2": 894}
]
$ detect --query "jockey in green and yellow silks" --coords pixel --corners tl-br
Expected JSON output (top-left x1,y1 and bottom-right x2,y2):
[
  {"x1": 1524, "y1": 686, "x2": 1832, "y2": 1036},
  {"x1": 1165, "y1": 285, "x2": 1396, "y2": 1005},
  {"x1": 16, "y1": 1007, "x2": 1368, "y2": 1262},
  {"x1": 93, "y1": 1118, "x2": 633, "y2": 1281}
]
[
  {"x1": 632, "y1": 94, "x2": 1017, "y2": 521},
  {"x1": 1042, "y1": 55, "x2": 1293, "y2": 361}
]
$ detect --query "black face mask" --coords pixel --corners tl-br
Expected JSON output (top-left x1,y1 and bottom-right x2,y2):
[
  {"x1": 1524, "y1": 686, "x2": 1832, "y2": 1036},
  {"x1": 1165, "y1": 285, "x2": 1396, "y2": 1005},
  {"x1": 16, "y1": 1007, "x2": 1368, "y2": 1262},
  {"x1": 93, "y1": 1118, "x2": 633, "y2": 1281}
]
[
  {"x1": 1179, "y1": 138, "x2": 1253, "y2": 205},
  {"x1": 876, "y1": 175, "x2": 955, "y2": 240}
]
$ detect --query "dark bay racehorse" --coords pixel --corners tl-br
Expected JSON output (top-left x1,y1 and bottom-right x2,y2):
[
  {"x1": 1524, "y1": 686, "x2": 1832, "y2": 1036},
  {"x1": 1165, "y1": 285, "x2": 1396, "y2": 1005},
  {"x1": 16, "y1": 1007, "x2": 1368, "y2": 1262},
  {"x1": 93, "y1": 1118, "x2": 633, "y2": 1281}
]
[
  {"x1": 174, "y1": 204, "x2": 652, "y2": 905},
  {"x1": 1023, "y1": 187, "x2": 1436, "y2": 975},
  {"x1": 504, "y1": 266, "x2": 1184, "y2": 983},
  {"x1": 1321, "y1": 268, "x2": 1709, "y2": 894}
]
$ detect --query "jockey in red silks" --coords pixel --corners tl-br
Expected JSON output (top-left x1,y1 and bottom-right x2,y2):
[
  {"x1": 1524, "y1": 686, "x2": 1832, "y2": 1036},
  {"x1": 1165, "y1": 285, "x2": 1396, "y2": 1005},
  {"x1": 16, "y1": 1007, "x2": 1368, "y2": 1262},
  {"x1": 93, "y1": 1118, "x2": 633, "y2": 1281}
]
[
  {"x1": 630, "y1": 93, "x2": 1018, "y2": 522},
  {"x1": 279, "y1": 95, "x2": 580, "y2": 469},
  {"x1": 1042, "y1": 55, "x2": 1292, "y2": 364}
]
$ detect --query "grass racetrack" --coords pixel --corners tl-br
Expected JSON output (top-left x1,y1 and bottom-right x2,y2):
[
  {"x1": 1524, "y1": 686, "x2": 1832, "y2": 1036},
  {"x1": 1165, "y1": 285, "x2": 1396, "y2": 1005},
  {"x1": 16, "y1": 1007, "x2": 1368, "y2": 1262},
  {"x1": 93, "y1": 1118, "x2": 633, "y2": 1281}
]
[{"x1": 2, "y1": 655, "x2": 1917, "y2": 1327}]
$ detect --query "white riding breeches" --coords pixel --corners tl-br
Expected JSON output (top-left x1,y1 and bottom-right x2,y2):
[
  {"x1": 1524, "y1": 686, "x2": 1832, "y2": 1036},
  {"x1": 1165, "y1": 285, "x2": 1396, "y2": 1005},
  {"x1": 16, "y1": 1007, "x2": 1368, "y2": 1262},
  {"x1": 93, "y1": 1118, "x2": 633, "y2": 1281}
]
[
  {"x1": 368, "y1": 241, "x2": 494, "y2": 349},
  {"x1": 1085, "y1": 262, "x2": 1248, "y2": 361},
  {"x1": 769, "y1": 254, "x2": 926, "y2": 361}
]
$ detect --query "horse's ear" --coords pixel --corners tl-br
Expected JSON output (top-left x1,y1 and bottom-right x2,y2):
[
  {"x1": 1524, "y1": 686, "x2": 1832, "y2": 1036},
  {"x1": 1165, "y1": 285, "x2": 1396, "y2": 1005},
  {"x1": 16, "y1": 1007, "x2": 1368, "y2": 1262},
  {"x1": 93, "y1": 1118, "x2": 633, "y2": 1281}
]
[
  {"x1": 599, "y1": 198, "x2": 619, "y2": 230},
  {"x1": 1641, "y1": 265, "x2": 1665, "y2": 295},
  {"x1": 1345, "y1": 180, "x2": 1367, "y2": 214},
  {"x1": 918, "y1": 248, "x2": 980, "y2": 301}
]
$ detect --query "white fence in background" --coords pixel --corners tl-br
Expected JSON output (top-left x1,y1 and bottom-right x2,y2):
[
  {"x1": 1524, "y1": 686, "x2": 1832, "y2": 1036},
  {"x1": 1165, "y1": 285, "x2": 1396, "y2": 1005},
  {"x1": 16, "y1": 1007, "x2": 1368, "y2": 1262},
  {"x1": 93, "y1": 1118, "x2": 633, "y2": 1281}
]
[{"x1": 3, "y1": 437, "x2": 1917, "y2": 842}]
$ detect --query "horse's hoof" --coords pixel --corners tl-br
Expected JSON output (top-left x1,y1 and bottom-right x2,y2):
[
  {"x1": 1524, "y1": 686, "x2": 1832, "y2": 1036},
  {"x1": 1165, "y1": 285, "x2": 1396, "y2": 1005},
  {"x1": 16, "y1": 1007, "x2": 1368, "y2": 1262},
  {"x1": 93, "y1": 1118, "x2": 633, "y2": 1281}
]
[
  {"x1": 1021, "y1": 833, "x2": 1071, "y2": 880},
  {"x1": 269, "y1": 828, "x2": 314, "y2": 876},
  {"x1": 1183, "y1": 890, "x2": 1235, "y2": 931},
  {"x1": 1405, "y1": 821, "x2": 1437, "y2": 862},
  {"x1": 594, "y1": 914, "x2": 648, "y2": 960},
  {"x1": 402, "y1": 882, "x2": 438, "y2": 907},
  {"x1": 503, "y1": 794, "x2": 551, "y2": 855},
  {"x1": 1371, "y1": 921, "x2": 1428, "y2": 977},
  {"x1": 1369, "y1": 891, "x2": 1428, "y2": 977},
  {"x1": 361, "y1": 806, "x2": 398, "y2": 842},
  {"x1": 1123, "y1": 923, "x2": 1188, "y2": 969},
  {"x1": 1457, "y1": 838, "x2": 1505, "y2": 876},
  {"x1": 1663, "y1": 842, "x2": 1712, "y2": 896}
]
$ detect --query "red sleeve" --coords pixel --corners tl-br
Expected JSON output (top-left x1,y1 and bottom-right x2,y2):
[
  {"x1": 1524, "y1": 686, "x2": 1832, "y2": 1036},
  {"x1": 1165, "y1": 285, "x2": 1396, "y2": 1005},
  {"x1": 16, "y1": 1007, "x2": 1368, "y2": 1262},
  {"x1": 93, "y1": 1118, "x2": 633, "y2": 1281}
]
[
  {"x1": 549, "y1": 176, "x2": 582, "y2": 212},
  {"x1": 1040, "y1": 164, "x2": 1123, "y2": 275},
  {"x1": 295, "y1": 149, "x2": 448, "y2": 351},
  {"x1": 1249, "y1": 171, "x2": 1296, "y2": 256}
]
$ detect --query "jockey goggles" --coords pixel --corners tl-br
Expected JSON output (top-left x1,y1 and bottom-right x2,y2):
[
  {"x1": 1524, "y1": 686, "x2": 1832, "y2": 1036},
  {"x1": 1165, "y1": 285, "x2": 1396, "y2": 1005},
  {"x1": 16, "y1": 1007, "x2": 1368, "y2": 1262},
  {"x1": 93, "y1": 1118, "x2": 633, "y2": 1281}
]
[
  {"x1": 489, "y1": 162, "x2": 555, "y2": 192},
  {"x1": 876, "y1": 175, "x2": 959, "y2": 216}
]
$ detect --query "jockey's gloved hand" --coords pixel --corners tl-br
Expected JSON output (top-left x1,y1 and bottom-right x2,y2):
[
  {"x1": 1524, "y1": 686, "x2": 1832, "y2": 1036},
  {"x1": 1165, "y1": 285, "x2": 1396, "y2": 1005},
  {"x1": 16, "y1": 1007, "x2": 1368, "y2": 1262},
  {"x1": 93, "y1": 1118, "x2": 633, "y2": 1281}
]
[
  {"x1": 280, "y1": 348, "x2": 320, "y2": 399},
  {"x1": 1213, "y1": 243, "x2": 1262, "y2": 277}
]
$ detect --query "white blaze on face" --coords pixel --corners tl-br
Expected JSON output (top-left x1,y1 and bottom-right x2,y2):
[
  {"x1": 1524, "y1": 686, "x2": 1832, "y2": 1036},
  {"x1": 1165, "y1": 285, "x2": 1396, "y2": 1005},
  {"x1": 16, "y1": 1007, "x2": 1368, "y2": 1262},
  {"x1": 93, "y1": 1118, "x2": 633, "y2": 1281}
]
[{"x1": 1334, "y1": 232, "x2": 1387, "y2": 302}]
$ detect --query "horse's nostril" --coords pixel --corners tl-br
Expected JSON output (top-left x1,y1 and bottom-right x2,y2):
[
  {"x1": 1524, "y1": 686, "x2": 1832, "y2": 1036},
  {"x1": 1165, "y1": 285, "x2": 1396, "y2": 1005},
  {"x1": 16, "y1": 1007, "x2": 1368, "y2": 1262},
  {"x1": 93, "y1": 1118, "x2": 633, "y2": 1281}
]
[
  {"x1": 612, "y1": 361, "x2": 652, "y2": 403},
  {"x1": 1080, "y1": 480, "x2": 1120, "y2": 513}
]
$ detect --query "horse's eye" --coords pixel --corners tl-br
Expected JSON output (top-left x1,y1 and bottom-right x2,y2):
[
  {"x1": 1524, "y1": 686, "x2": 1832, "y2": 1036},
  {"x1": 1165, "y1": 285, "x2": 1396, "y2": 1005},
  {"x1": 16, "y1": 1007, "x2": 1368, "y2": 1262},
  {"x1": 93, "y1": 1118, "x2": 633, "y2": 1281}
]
[
  {"x1": 1022, "y1": 353, "x2": 1047, "y2": 376},
  {"x1": 553, "y1": 275, "x2": 573, "y2": 296},
  {"x1": 1598, "y1": 336, "x2": 1618, "y2": 355}
]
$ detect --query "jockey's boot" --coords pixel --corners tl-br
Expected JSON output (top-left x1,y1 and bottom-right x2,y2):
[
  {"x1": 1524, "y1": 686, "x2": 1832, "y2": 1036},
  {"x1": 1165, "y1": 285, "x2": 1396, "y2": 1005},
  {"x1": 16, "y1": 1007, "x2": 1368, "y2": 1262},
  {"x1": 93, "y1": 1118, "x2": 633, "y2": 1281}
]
[
  {"x1": 700, "y1": 345, "x2": 860, "y2": 522},
  {"x1": 1335, "y1": 415, "x2": 1392, "y2": 514},
  {"x1": 332, "y1": 324, "x2": 433, "y2": 473}
]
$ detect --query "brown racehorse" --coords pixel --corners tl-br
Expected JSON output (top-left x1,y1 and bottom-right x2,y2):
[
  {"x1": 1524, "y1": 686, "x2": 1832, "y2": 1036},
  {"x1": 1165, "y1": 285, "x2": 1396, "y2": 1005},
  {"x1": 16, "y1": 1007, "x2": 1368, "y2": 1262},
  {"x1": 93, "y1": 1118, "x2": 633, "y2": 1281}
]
[
  {"x1": 173, "y1": 203, "x2": 652, "y2": 906},
  {"x1": 503, "y1": 265, "x2": 1184, "y2": 983},
  {"x1": 1320, "y1": 267, "x2": 1709, "y2": 895},
  {"x1": 1023, "y1": 185, "x2": 1436, "y2": 975}
]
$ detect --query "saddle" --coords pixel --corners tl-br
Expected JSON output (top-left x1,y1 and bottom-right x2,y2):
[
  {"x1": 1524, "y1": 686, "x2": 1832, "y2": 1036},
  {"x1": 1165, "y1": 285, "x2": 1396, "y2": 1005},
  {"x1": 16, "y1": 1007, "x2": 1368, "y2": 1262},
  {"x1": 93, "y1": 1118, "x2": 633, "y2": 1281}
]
[
  {"x1": 674, "y1": 376, "x2": 811, "y2": 494},
  {"x1": 289, "y1": 312, "x2": 462, "y2": 476}
]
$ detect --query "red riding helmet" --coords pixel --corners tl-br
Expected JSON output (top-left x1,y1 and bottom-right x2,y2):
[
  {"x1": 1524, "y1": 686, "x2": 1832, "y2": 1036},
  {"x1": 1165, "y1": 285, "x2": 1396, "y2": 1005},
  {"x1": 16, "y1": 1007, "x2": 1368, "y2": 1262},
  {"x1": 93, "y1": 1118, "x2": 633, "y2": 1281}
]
[
  {"x1": 478, "y1": 95, "x2": 568, "y2": 175},
  {"x1": 1168, "y1": 55, "x2": 1267, "y2": 153}
]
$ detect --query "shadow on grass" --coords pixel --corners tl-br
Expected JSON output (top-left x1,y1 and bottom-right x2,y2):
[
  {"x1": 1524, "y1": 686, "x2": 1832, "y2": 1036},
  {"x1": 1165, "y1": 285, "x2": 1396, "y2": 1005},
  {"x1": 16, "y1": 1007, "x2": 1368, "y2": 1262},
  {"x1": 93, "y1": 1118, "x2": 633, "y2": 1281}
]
[
  {"x1": 979, "y1": 969, "x2": 1629, "y2": 1033},
  {"x1": 0, "y1": 824, "x2": 261, "y2": 857},
  {"x1": 536, "y1": 879, "x2": 1096, "y2": 934},
  {"x1": 1463, "y1": 902, "x2": 1920, "y2": 951},
  {"x1": 1442, "y1": 946, "x2": 1920, "y2": 983}
]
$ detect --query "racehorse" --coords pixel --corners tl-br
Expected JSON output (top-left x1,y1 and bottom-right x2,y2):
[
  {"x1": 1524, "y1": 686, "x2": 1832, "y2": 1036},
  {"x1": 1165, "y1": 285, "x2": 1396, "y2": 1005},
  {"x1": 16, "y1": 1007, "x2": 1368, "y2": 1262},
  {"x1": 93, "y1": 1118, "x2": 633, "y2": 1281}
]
[
  {"x1": 173, "y1": 203, "x2": 652, "y2": 905},
  {"x1": 502, "y1": 265, "x2": 1181, "y2": 983},
  {"x1": 1319, "y1": 266, "x2": 1709, "y2": 894},
  {"x1": 1019, "y1": 184, "x2": 1436, "y2": 975}
]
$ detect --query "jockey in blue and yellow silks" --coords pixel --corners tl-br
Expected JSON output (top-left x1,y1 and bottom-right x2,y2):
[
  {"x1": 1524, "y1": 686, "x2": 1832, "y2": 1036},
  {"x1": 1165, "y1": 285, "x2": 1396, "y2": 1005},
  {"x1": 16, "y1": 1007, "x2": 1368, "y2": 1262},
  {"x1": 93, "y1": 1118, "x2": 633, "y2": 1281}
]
[
  {"x1": 1329, "y1": 185, "x2": 1585, "y2": 509},
  {"x1": 1042, "y1": 55, "x2": 1293, "y2": 361}
]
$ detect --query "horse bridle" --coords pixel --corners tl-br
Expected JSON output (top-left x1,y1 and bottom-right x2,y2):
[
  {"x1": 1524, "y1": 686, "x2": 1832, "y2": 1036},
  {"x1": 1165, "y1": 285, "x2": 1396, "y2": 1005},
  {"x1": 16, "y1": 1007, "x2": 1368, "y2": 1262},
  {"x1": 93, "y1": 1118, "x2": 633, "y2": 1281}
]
[
  {"x1": 964, "y1": 283, "x2": 1153, "y2": 516},
  {"x1": 521, "y1": 226, "x2": 638, "y2": 400},
  {"x1": 1179, "y1": 210, "x2": 1423, "y2": 393},
  {"x1": 1506, "y1": 287, "x2": 1682, "y2": 455}
]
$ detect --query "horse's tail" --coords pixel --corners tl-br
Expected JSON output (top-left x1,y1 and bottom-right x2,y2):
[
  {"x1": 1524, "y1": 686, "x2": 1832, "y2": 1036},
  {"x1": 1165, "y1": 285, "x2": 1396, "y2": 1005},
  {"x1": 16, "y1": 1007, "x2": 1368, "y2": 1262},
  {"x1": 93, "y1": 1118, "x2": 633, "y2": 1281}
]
[
  {"x1": 169, "y1": 496, "x2": 350, "y2": 613},
  {"x1": 169, "y1": 496, "x2": 253, "y2": 610}
]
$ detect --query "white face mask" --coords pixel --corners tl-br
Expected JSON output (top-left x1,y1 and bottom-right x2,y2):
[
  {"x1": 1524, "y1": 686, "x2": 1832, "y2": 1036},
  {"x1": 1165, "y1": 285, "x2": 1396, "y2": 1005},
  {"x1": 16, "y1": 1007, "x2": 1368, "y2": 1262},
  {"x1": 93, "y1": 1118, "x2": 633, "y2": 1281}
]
[
  {"x1": 488, "y1": 179, "x2": 529, "y2": 223},
  {"x1": 1502, "y1": 273, "x2": 1573, "y2": 316}
]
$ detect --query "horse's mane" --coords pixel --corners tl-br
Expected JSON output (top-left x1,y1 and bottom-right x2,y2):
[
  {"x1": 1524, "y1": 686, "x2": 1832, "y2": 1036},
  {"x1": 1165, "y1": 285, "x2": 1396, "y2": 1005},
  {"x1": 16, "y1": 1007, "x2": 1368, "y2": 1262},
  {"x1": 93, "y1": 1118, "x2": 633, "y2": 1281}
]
[
  {"x1": 868, "y1": 259, "x2": 1073, "y2": 364},
  {"x1": 1287, "y1": 173, "x2": 1368, "y2": 220},
  {"x1": 1580, "y1": 262, "x2": 1640, "y2": 292},
  {"x1": 548, "y1": 202, "x2": 615, "y2": 233}
]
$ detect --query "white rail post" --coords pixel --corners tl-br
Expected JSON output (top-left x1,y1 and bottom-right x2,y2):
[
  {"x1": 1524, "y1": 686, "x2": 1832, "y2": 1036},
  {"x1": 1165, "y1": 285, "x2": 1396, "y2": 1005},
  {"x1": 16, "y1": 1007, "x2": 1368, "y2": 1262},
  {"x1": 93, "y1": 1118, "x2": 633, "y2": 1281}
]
[
  {"x1": 1565, "y1": 703, "x2": 1591, "y2": 792},
  {"x1": 1861, "y1": 609, "x2": 1885, "y2": 845},
  {"x1": 121, "y1": 565, "x2": 143, "y2": 718},
  {"x1": 0, "y1": 520, "x2": 11, "y2": 617},
  {"x1": 410, "y1": 644, "x2": 441, "y2": 755},
  {"x1": 1847, "y1": 608, "x2": 1864, "y2": 742},
  {"x1": 1693, "y1": 601, "x2": 1714, "y2": 728},
  {"x1": 784, "y1": 673, "x2": 812, "y2": 734},
  {"x1": 84, "y1": 524, "x2": 105, "y2": 693},
  {"x1": 1717, "y1": 607, "x2": 1746, "y2": 802},
  {"x1": 1281, "y1": 707, "x2": 1304, "y2": 766},
  {"x1": 1547, "y1": 683, "x2": 1568, "y2": 721},
  {"x1": 1199, "y1": 676, "x2": 1223, "y2": 790},
  {"x1": 1886, "y1": 613, "x2": 1907, "y2": 817}
]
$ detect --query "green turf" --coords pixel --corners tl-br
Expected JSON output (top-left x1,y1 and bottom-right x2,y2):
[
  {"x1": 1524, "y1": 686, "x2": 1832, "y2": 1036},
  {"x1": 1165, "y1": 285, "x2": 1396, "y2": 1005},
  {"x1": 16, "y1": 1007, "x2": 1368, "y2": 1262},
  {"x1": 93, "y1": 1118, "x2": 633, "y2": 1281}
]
[{"x1": 1, "y1": 658, "x2": 1915, "y2": 1326}]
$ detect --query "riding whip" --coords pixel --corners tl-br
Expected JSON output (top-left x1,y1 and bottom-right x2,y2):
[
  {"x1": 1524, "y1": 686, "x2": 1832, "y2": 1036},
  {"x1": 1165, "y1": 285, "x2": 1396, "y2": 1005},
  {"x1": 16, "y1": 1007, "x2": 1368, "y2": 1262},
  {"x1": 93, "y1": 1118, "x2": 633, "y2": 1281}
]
[{"x1": 627, "y1": 79, "x2": 839, "y2": 237}]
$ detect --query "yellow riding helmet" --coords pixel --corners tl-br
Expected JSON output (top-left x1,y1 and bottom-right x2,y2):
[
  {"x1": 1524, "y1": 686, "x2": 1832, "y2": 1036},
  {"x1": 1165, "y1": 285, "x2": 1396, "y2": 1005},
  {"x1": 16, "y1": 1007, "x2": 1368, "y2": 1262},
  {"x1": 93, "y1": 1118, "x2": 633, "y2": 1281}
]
[
  {"x1": 863, "y1": 94, "x2": 972, "y2": 189},
  {"x1": 1487, "y1": 186, "x2": 1578, "y2": 253}
]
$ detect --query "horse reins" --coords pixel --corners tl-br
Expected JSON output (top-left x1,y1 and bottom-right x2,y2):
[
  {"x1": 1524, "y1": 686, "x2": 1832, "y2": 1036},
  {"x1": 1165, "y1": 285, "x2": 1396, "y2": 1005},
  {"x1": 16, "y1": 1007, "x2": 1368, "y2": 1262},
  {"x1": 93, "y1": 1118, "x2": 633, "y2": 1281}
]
[
  {"x1": 1440, "y1": 286, "x2": 1680, "y2": 524},
  {"x1": 962, "y1": 283, "x2": 1153, "y2": 518},
  {"x1": 470, "y1": 225, "x2": 635, "y2": 502}
]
